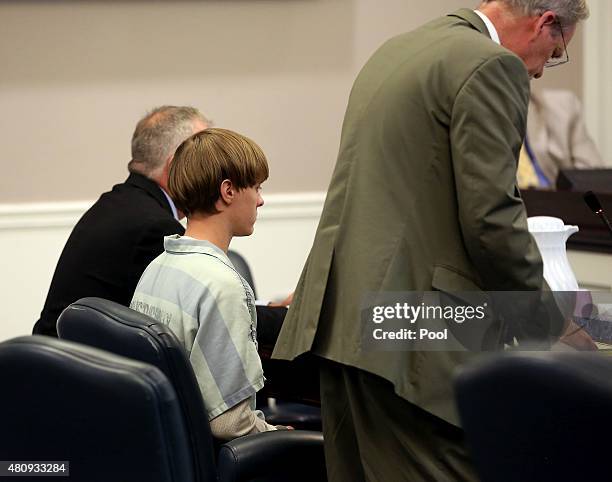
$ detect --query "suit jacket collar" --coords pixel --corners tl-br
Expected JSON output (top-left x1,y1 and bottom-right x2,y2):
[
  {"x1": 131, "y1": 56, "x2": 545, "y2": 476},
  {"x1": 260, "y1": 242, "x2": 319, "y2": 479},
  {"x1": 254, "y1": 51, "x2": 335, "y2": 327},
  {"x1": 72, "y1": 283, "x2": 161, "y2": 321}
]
[
  {"x1": 125, "y1": 172, "x2": 174, "y2": 216},
  {"x1": 448, "y1": 8, "x2": 490, "y2": 38}
]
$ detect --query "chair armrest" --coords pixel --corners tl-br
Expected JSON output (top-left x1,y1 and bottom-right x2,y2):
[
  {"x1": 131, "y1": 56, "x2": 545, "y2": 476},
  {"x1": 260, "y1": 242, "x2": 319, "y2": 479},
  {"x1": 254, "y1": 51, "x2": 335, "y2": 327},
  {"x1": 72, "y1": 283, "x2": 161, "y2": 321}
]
[{"x1": 218, "y1": 430, "x2": 326, "y2": 482}]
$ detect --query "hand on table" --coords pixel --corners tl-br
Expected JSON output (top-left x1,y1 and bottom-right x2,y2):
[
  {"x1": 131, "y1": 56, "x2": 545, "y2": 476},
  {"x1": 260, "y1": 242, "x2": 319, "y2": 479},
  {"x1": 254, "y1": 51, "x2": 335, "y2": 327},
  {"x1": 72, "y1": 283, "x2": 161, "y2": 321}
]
[
  {"x1": 268, "y1": 292, "x2": 294, "y2": 308},
  {"x1": 560, "y1": 320, "x2": 598, "y2": 351}
]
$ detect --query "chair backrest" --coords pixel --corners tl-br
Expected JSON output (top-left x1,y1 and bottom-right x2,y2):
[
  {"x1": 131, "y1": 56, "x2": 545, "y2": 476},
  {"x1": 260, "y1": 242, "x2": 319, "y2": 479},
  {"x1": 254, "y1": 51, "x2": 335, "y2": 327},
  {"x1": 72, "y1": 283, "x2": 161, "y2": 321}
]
[
  {"x1": 57, "y1": 297, "x2": 217, "y2": 482},
  {"x1": 0, "y1": 335, "x2": 195, "y2": 482},
  {"x1": 227, "y1": 250, "x2": 257, "y2": 298},
  {"x1": 455, "y1": 352, "x2": 612, "y2": 482}
]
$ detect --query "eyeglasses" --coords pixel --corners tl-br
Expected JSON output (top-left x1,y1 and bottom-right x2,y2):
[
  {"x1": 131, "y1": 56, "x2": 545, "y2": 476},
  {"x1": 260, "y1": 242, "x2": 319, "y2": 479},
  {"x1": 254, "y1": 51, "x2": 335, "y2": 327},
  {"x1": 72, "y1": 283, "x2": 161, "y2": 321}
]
[{"x1": 544, "y1": 22, "x2": 569, "y2": 68}]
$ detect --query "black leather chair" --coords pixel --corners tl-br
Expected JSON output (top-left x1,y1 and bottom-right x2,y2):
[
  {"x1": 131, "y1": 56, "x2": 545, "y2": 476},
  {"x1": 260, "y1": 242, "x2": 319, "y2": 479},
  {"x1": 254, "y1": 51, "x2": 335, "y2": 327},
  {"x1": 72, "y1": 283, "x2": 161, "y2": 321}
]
[
  {"x1": 0, "y1": 335, "x2": 195, "y2": 482},
  {"x1": 218, "y1": 430, "x2": 326, "y2": 482},
  {"x1": 57, "y1": 297, "x2": 326, "y2": 482},
  {"x1": 58, "y1": 297, "x2": 217, "y2": 482},
  {"x1": 455, "y1": 352, "x2": 612, "y2": 482}
]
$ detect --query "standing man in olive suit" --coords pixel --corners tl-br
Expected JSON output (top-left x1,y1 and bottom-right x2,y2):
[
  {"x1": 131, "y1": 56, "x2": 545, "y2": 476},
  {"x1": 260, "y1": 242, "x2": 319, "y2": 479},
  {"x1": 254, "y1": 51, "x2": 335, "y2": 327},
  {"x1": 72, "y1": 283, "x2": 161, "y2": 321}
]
[{"x1": 273, "y1": 1, "x2": 591, "y2": 480}]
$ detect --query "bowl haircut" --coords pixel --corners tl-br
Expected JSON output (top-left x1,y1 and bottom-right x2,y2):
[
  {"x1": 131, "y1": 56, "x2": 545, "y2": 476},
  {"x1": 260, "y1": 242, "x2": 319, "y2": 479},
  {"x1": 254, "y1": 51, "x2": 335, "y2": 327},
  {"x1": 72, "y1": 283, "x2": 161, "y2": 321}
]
[{"x1": 169, "y1": 128, "x2": 269, "y2": 216}]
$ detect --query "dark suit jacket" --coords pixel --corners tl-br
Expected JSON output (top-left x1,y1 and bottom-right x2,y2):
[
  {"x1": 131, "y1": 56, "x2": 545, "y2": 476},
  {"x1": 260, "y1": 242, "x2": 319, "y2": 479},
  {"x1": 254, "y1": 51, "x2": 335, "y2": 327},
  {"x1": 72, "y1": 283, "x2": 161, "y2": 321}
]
[
  {"x1": 273, "y1": 9, "x2": 563, "y2": 426},
  {"x1": 34, "y1": 173, "x2": 184, "y2": 336}
]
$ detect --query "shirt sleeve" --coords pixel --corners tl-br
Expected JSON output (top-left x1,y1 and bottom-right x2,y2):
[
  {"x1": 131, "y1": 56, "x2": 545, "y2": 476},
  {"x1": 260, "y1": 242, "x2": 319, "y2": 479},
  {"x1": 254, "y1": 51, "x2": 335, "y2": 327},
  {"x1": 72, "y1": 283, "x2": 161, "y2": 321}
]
[
  {"x1": 209, "y1": 396, "x2": 277, "y2": 441},
  {"x1": 190, "y1": 261, "x2": 265, "y2": 419}
]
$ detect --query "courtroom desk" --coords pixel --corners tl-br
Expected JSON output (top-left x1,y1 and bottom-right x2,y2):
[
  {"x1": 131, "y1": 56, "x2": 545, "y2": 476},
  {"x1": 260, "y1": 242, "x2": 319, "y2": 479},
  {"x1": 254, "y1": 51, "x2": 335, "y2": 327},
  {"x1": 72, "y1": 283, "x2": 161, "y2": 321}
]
[
  {"x1": 595, "y1": 341, "x2": 612, "y2": 351},
  {"x1": 255, "y1": 305, "x2": 320, "y2": 406},
  {"x1": 522, "y1": 189, "x2": 612, "y2": 291}
]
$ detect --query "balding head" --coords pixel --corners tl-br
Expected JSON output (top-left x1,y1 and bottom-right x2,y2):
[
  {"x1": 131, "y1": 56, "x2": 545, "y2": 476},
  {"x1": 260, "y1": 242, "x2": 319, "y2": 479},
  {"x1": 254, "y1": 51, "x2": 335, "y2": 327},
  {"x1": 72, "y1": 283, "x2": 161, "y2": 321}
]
[
  {"x1": 478, "y1": 0, "x2": 589, "y2": 79},
  {"x1": 479, "y1": 0, "x2": 588, "y2": 25},
  {"x1": 128, "y1": 106, "x2": 210, "y2": 183}
]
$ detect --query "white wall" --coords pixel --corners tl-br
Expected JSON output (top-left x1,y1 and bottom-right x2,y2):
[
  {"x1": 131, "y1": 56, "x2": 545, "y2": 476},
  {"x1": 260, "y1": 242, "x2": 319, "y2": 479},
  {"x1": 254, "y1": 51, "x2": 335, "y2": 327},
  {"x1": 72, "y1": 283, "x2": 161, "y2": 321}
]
[
  {"x1": 0, "y1": 0, "x2": 584, "y2": 203},
  {"x1": 0, "y1": 193, "x2": 325, "y2": 342},
  {"x1": 0, "y1": 0, "x2": 473, "y2": 203},
  {"x1": 0, "y1": 0, "x2": 605, "y2": 342},
  {"x1": 2, "y1": 0, "x2": 474, "y2": 340},
  {"x1": 584, "y1": 0, "x2": 612, "y2": 163}
]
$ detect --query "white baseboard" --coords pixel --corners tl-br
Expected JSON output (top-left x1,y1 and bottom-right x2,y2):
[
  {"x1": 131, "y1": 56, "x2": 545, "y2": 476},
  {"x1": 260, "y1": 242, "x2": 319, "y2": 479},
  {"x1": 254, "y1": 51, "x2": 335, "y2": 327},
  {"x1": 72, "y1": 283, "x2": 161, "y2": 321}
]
[
  {"x1": 0, "y1": 201, "x2": 93, "y2": 230},
  {"x1": 0, "y1": 192, "x2": 325, "y2": 342}
]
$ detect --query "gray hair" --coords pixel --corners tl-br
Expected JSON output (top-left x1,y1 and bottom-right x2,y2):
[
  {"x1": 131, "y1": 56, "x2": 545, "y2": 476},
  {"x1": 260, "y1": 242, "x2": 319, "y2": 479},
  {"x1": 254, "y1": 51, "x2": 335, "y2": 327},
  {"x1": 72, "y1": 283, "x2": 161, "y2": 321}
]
[
  {"x1": 128, "y1": 105, "x2": 211, "y2": 178},
  {"x1": 484, "y1": 0, "x2": 589, "y2": 25}
]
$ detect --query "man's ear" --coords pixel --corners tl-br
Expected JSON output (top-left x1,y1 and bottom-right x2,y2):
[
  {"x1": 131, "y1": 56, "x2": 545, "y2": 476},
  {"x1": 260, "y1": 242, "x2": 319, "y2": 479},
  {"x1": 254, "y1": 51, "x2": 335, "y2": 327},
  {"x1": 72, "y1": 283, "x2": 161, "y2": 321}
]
[
  {"x1": 537, "y1": 10, "x2": 557, "y2": 33},
  {"x1": 219, "y1": 179, "x2": 235, "y2": 205}
]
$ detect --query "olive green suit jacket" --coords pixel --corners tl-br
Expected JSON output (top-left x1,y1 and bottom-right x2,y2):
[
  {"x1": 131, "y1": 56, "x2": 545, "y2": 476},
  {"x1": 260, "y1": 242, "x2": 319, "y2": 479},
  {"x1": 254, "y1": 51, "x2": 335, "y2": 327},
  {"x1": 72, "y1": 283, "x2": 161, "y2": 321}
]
[{"x1": 273, "y1": 9, "x2": 554, "y2": 426}]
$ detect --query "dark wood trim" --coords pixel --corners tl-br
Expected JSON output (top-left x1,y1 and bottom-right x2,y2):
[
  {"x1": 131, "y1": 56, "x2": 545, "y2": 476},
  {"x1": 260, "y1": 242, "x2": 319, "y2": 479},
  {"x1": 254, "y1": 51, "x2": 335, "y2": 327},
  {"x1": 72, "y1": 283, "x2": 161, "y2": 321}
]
[{"x1": 522, "y1": 189, "x2": 612, "y2": 254}]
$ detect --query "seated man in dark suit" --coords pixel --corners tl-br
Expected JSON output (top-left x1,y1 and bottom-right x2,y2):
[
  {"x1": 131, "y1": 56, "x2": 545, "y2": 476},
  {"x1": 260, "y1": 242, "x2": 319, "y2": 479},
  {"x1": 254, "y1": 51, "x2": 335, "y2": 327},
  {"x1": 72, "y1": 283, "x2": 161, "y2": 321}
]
[{"x1": 34, "y1": 106, "x2": 288, "y2": 339}]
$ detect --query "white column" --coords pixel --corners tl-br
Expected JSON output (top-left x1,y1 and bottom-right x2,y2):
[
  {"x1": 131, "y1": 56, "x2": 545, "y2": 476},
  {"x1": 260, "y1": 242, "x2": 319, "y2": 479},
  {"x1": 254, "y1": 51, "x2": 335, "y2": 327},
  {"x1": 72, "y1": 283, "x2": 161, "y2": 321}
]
[{"x1": 583, "y1": 0, "x2": 612, "y2": 164}]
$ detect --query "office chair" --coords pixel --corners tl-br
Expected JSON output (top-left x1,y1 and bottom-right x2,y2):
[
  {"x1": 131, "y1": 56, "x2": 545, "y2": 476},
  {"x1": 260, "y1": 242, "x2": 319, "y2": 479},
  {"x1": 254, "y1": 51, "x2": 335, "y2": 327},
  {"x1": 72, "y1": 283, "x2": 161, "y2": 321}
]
[
  {"x1": 57, "y1": 297, "x2": 327, "y2": 482},
  {"x1": 455, "y1": 352, "x2": 612, "y2": 482},
  {"x1": 0, "y1": 335, "x2": 195, "y2": 482}
]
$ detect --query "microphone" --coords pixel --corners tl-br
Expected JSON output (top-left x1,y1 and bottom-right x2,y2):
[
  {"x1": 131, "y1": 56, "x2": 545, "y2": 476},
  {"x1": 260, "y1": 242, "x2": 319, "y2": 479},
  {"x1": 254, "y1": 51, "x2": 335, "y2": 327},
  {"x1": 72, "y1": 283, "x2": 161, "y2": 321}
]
[{"x1": 584, "y1": 191, "x2": 612, "y2": 238}]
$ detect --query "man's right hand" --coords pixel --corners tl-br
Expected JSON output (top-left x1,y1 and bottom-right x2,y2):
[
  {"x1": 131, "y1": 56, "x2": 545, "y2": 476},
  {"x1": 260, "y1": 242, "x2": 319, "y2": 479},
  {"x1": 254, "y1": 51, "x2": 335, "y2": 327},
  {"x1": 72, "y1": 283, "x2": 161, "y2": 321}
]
[{"x1": 560, "y1": 320, "x2": 598, "y2": 351}]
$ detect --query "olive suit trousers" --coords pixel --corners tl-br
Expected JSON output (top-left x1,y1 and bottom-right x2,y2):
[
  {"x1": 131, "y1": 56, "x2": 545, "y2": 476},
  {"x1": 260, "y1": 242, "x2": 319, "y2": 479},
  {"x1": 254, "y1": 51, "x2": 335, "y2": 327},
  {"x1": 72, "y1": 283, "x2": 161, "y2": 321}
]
[{"x1": 319, "y1": 358, "x2": 479, "y2": 482}]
